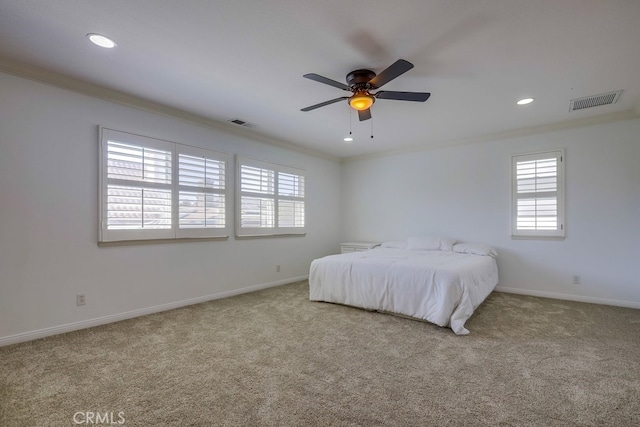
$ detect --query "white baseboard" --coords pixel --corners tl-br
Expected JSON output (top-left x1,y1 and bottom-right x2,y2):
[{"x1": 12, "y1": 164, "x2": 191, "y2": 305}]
[
  {"x1": 0, "y1": 276, "x2": 308, "y2": 347},
  {"x1": 495, "y1": 286, "x2": 640, "y2": 310}
]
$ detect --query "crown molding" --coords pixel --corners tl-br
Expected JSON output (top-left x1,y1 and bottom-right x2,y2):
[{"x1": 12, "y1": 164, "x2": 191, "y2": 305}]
[
  {"x1": 0, "y1": 57, "x2": 339, "y2": 163},
  {"x1": 2, "y1": 57, "x2": 637, "y2": 165},
  {"x1": 343, "y1": 109, "x2": 639, "y2": 163}
]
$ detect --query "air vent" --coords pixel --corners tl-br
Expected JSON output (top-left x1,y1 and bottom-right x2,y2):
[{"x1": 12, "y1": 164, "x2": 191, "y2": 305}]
[
  {"x1": 228, "y1": 118, "x2": 255, "y2": 128},
  {"x1": 569, "y1": 90, "x2": 622, "y2": 112}
]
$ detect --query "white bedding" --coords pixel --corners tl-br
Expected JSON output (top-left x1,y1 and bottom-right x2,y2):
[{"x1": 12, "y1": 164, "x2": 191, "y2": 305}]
[{"x1": 309, "y1": 247, "x2": 499, "y2": 335}]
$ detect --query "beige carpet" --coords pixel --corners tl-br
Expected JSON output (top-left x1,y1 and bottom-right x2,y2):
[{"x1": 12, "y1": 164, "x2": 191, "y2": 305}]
[{"x1": 1, "y1": 281, "x2": 639, "y2": 426}]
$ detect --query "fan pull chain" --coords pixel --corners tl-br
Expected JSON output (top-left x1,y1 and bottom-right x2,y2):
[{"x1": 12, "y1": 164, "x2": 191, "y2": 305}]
[
  {"x1": 370, "y1": 116, "x2": 374, "y2": 139},
  {"x1": 350, "y1": 108, "x2": 353, "y2": 136}
]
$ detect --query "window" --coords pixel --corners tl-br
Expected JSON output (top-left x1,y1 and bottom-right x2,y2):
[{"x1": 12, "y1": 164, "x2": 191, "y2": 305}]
[
  {"x1": 511, "y1": 150, "x2": 565, "y2": 238},
  {"x1": 177, "y1": 146, "x2": 227, "y2": 238},
  {"x1": 236, "y1": 157, "x2": 305, "y2": 236},
  {"x1": 99, "y1": 128, "x2": 228, "y2": 243}
]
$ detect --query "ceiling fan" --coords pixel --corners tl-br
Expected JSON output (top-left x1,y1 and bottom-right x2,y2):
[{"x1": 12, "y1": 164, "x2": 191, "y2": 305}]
[{"x1": 301, "y1": 59, "x2": 430, "y2": 121}]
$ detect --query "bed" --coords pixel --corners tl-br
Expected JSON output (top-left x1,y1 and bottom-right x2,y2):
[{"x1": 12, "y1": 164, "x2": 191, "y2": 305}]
[{"x1": 309, "y1": 238, "x2": 499, "y2": 335}]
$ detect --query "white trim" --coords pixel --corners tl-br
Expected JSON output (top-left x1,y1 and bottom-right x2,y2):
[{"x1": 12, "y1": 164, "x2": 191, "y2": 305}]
[
  {"x1": 0, "y1": 276, "x2": 308, "y2": 347},
  {"x1": 2, "y1": 60, "x2": 636, "y2": 164},
  {"x1": 495, "y1": 286, "x2": 640, "y2": 310},
  {"x1": 3, "y1": 280, "x2": 638, "y2": 347}
]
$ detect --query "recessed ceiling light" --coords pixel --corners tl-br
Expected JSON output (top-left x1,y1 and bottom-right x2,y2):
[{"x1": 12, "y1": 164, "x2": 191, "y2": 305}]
[
  {"x1": 343, "y1": 137, "x2": 354, "y2": 142},
  {"x1": 517, "y1": 97, "x2": 534, "y2": 105},
  {"x1": 87, "y1": 33, "x2": 117, "y2": 49}
]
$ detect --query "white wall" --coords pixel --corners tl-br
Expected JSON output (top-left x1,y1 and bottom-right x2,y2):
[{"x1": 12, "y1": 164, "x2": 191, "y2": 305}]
[
  {"x1": 341, "y1": 118, "x2": 640, "y2": 307},
  {"x1": 2, "y1": 70, "x2": 638, "y2": 345},
  {"x1": 0, "y1": 73, "x2": 342, "y2": 343}
]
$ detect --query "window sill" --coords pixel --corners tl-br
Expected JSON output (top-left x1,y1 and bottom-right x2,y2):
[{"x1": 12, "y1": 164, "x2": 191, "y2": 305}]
[
  {"x1": 510, "y1": 235, "x2": 565, "y2": 241},
  {"x1": 98, "y1": 236, "x2": 229, "y2": 247},
  {"x1": 235, "y1": 233, "x2": 306, "y2": 240}
]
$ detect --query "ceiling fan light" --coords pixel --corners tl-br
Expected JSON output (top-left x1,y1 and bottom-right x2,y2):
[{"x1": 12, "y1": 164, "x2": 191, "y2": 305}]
[{"x1": 349, "y1": 94, "x2": 374, "y2": 111}]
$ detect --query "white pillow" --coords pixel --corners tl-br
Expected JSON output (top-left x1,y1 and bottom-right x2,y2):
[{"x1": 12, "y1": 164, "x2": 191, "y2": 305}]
[
  {"x1": 407, "y1": 236, "x2": 456, "y2": 251},
  {"x1": 453, "y1": 243, "x2": 498, "y2": 257},
  {"x1": 380, "y1": 241, "x2": 408, "y2": 249}
]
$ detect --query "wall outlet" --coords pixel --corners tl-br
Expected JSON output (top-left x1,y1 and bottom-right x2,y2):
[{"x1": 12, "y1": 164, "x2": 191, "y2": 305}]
[
  {"x1": 76, "y1": 293, "x2": 86, "y2": 306},
  {"x1": 572, "y1": 275, "x2": 581, "y2": 285},
  {"x1": 276, "y1": 264, "x2": 281, "y2": 273}
]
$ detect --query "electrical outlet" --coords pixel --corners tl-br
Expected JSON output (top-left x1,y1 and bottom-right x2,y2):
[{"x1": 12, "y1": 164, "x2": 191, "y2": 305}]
[
  {"x1": 77, "y1": 293, "x2": 86, "y2": 306},
  {"x1": 276, "y1": 265, "x2": 281, "y2": 273},
  {"x1": 572, "y1": 275, "x2": 581, "y2": 285}
]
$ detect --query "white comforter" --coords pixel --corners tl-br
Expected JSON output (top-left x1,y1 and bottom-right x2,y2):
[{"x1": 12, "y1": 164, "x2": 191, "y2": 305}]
[{"x1": 309, "y1": 248, "x2": 499, "y2": 335}]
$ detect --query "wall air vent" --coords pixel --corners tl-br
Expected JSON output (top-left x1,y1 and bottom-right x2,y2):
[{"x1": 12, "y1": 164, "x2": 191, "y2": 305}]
[
  {"x1": 569, "y1": 90, "x2": 622, "y2": 112},
  {"x1": 228, "y1": 118, "x2": 255, "y2": 128}
]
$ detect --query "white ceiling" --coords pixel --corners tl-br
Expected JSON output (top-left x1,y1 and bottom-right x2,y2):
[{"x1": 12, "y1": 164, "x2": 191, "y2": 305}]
[{"x1": 1, "y1": 0, "x2": 639, "y2": 159}]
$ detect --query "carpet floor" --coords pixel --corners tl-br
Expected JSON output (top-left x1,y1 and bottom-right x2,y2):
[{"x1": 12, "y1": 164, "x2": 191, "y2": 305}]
[{"x1": 1, "y1": 281, "x2": 639, "y2": 426}]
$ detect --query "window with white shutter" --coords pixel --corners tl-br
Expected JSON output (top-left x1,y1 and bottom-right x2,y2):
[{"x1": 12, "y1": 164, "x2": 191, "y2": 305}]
[
  {"x1": 511, "y1": 150, "x2": 565, "y2": 238},
  {"x1": 177, "y1": 146, "x2": 227, "y2": 238},
  {"x1": 237, "y1": 157, "x2": 305, "y2": 237},
  {"x1": 278, "y1": 172, "x2": 305, "y2": 228},
  {"x1": 99, "y1": 128, "x2": 228, "y2": 243}
]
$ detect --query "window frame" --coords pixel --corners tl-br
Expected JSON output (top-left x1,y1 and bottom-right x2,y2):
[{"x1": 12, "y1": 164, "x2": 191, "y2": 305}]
[
  {"x1": 99, "y1": 127, "x2": 229, "y2": 243},
  {"x1": 510, "y1": 149, "x2": 565, "y2": 239},
  {"x1": 236, "y1": 156, "x2": 306, "y2": 237}
]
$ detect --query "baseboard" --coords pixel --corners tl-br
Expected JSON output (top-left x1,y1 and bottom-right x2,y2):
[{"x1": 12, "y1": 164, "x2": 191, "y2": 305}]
[
  {"x1": 495, "y1": 286, "x2": 640, "y2": 310},
  {"x1": 0, "y1": 276, "x2": 308, "y2": 347}
]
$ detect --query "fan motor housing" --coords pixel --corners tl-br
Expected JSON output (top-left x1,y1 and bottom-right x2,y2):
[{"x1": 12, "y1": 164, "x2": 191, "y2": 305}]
[{"x1": 346, "y1": 69, "x2": 376, "y2": 89}]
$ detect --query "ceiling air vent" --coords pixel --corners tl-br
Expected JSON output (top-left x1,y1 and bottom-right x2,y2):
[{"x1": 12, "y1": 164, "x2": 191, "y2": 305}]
[
  {"x1": 569, "y1": 90, "x2": 622, "y2": 112},
  {"x1": 228, "y1": 118, "x2": 255, "y2": 128}
]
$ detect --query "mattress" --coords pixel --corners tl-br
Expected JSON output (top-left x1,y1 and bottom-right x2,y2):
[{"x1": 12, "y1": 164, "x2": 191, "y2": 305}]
[{"x1": 309, "y1": 247, "x2": 499, "y2": 335}]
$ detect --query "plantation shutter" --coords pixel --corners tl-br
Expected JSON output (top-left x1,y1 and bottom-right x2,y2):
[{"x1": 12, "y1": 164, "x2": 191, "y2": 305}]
[
  {"x1": 237, "y1": 157, "x2": 305, "y2": 236},
  {"x1": 176, "y1": 146, "x2": 228, "y2": 238},
  {"x1": 101, "y1": 129, "x2": 174, "y2": 242},
  {"x1": 278, "y1": 172, "x2": 305, "y2": 228},
  {"x1": 99, "y1": 128, "x2": 229, "y2": 243},
  {"x1": 511, "y1": 150, "x2": 564, "y2": 237},
  {"x1": 240, "y1": 163, "x2": 275, "y2": 229}
]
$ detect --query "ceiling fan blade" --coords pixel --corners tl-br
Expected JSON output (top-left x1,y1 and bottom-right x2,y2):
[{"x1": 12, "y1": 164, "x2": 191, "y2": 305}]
[
  {"x1": 303, "y1": 73, "x2": 351, "y2": 91},
  {"x1": 368, "y1": 59, "x2": 414, "y2": 89},
  {"x1": 301, "y1": 97, "x2": 349, "y2": 112},
  {"x1": 375, "y1": 91, "x2": 431, "y2": 102},
  {"x1": 358, "y1": 108, "x2": 372, "y2": 121}
]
